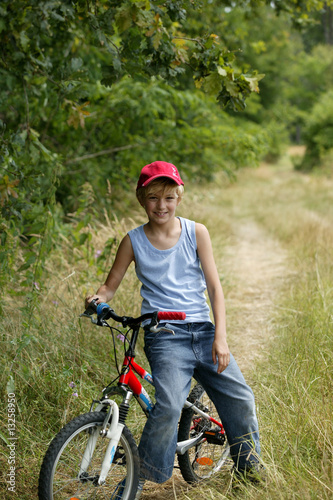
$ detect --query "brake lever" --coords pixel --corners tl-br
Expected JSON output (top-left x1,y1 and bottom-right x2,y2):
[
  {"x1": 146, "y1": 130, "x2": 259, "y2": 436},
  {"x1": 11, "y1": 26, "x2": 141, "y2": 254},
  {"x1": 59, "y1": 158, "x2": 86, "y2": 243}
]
[
  {"x1": 80, "y1": 314, "x2": 110, "y2": 327},
  {"x1": 149, "y1": 325, "x2": 175, "y2": 335},
  {"x1": 80, "y1": 307, "x2": 96, "y2": 320},
  {"x1": 80, "y1": 299, "x2": 109, "y2": 326}
]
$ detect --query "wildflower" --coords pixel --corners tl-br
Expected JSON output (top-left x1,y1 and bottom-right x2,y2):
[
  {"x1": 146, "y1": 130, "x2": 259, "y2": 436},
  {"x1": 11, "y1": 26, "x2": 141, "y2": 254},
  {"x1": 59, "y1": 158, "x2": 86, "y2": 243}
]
[
  {"x1": 72, "y1": 392, "x2": 79, "y2": 397},
  {"x1": 94, "y1": 249, "x2": 102, "y2": 259},
  {"x1": 33, "y1": 282, "x2": 40, "y2": 290},
  {"x1": 52, "y1": 300, "x2": 59, "y2": 306},
  {"x1": 117, "y1": 334, "x2": 125, "y2": 343},
  {"x1": 69, "y1": 381, "x2": 76, "y2": 388}
]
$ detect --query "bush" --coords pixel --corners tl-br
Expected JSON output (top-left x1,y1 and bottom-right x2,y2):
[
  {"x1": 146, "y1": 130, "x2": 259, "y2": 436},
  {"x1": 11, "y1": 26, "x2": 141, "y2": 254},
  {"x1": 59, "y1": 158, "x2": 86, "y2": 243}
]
[{"x1": 298, "y1": 90, "x2": 333, "y2": 170}]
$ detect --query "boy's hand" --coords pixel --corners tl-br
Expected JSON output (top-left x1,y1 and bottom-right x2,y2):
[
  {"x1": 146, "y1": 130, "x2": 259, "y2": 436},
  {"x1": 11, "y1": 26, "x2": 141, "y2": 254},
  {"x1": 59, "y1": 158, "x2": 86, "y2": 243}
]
[
  {"x1": 85, "y1": 294, "x2": 103, "y2": 308},
  {"x1": 212, "y1": 338, "x2": 230, "y2": 374}
]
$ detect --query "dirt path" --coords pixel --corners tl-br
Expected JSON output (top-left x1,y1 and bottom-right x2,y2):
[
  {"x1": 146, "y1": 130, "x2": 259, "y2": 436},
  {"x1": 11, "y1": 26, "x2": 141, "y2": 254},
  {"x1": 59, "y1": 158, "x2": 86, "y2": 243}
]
[{"x1": 223, "y1": 220, "x2": 288, "y2": 373}]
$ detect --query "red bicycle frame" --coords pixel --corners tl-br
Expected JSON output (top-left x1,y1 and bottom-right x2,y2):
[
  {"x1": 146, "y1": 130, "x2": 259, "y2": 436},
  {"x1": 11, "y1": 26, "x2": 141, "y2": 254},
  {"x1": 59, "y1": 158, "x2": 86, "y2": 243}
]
[
  {"x1": 119, "y1": 355, "x2": 155, "y2": 414},
  {"x1": 119, "y1": 354, "x2": 225, "y2": 433}
]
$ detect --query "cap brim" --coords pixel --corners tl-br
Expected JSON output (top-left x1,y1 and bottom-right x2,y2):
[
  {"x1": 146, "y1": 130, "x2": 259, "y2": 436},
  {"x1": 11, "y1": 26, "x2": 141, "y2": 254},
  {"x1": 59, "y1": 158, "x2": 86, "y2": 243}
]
[{"x1": 139, "y1": 174, "x2": 184, "y2": 188}]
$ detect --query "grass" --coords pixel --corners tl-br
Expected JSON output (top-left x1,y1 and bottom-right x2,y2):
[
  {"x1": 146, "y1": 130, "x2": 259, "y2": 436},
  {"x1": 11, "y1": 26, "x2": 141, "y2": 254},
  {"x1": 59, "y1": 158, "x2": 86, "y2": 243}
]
[
  {"x1": 215, "y1": 156, "x2": 333, "y2": 499},
  {"x1": 1, "y1": 151, "x2": 333, "y2": 499}
]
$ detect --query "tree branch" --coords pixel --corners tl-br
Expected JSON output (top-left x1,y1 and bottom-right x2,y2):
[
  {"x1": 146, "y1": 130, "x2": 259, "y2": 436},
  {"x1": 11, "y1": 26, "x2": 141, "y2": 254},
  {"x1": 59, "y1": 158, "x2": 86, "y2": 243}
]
[{"x1": 64, "y1": 143, "x2": 139, "y2": 164}]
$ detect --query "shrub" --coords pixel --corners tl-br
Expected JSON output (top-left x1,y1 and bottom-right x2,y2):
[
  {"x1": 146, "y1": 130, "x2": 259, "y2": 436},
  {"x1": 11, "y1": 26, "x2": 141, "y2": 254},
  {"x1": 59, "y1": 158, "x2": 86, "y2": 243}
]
[{"x1": 299, "y1": 90, "x2": 333, "y2": 170}]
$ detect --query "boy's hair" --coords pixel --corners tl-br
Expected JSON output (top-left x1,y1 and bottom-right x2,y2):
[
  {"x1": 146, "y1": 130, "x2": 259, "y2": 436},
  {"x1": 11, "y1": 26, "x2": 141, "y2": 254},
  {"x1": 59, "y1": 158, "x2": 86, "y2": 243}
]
[{"x1": 136, "y1": 177, "x2": 184, "y2": 205}]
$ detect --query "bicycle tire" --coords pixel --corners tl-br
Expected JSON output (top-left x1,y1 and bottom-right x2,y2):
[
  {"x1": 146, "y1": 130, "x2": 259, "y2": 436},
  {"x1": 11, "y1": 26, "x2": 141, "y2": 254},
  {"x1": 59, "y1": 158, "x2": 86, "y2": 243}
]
[
  {"x1": 38, "y1": 411, "x2": 139, "y2": 500},
  {"x1": 177, "y1": 384, "x2": 232, "y2": 484}
]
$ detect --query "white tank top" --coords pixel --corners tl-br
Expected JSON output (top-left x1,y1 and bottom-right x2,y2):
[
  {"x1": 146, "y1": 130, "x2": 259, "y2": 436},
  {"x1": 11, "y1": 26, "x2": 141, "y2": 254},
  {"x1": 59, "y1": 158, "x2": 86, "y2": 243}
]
[{"x1": 128, "y1": 217, "x2": 211, "y2": 323}]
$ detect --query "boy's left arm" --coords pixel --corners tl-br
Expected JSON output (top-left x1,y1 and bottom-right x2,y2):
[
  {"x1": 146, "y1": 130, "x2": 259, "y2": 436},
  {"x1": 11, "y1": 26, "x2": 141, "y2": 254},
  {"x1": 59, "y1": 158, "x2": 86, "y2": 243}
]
[{"x1": 196, "y1": 223, "x2": 230, "y2": 373}]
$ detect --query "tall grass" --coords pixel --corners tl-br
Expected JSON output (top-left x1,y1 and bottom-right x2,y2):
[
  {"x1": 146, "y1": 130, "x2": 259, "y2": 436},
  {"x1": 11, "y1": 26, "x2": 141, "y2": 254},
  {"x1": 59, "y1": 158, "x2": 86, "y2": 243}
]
[
  {"x1": 216, "y1": 156, "x2": 333, "y2": 499},
  {"x1": 0, "y1": 212, "x2": 147, "y2": 499},
  {"x1": 254, "y1": 177, "x2": 333, "y2": 499},
  {"x1": 1, "y1": 154, "x2": 333, "y2": 499}
]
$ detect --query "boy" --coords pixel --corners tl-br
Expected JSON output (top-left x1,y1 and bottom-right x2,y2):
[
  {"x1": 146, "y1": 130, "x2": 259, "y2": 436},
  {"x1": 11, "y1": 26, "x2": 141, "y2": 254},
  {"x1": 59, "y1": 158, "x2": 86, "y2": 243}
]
[{"x1": 86, "y1": 161, "x2": 261, "y2": 497}]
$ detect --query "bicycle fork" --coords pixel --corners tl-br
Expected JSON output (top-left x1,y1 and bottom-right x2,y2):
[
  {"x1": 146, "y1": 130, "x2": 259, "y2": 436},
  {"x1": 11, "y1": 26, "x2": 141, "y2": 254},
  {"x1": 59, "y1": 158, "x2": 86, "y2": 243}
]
[{"x1": 80, "y1": 397, "x2": 127, "y2": 485}]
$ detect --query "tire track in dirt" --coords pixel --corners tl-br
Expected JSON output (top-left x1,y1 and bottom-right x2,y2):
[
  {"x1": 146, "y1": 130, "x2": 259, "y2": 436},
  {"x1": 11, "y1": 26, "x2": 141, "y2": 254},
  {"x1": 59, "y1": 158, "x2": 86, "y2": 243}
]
[{"x1": 223, "y1": 221, "x2": 288, "y2": 374}]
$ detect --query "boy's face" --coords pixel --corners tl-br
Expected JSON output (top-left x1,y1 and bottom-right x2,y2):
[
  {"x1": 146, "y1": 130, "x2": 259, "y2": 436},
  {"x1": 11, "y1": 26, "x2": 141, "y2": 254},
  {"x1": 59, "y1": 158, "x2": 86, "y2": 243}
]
[{"x1": 142, "y1": 186, "x2": 181, "y2": 224}]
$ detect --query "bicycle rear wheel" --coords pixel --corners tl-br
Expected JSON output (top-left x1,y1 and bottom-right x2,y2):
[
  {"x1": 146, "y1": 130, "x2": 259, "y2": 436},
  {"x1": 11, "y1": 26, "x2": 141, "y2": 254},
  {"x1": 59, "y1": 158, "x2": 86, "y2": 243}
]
[
  {"x1": 177, "y1": 384, "x2": 232, "y2": 484},
  {"x1": 38, "y1": 411, "x2": 139, "y2": 500}
]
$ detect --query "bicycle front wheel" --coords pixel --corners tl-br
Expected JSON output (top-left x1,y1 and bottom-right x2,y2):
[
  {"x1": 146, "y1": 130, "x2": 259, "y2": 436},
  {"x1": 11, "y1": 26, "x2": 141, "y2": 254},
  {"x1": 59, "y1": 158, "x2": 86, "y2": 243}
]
[
  {"x1": 38, "y1": 411, "x2": 139, "y2": 500},
  {"x1": 177, "y1": 384, "x2": 232, "y2": 484}
]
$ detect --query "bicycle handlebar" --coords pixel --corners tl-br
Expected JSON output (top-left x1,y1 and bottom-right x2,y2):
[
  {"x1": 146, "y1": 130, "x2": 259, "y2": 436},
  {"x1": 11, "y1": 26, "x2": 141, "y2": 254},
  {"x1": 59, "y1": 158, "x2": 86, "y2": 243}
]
[{"x1": 81, "y1": 299, "x2": 186, "y2": 328}]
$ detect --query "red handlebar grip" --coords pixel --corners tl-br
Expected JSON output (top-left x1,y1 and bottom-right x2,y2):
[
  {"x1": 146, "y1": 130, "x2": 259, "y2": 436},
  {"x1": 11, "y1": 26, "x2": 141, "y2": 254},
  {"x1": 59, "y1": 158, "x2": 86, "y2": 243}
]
[{"x1": 157, "y1": 311, "x2": 186, "y2": 321}]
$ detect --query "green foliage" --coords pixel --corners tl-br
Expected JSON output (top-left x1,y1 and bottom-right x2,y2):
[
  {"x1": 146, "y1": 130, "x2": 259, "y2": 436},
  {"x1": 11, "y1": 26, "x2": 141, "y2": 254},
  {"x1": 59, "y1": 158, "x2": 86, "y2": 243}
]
[
  {"x1": 299, "y1": 89, "x2": 333, "y2": 169},
  {"x1": 281, "y1": 44, "x2": 333, "y2": 143},
  {"x1": 60, "y1": 78, "x2": 268, "y2": 209},
  {"x1": 0, "y1": 124, "x2": 61, "y2": 300},
  {"x1": 0, "y1": 0, "x2": 269, "y2": 296}
]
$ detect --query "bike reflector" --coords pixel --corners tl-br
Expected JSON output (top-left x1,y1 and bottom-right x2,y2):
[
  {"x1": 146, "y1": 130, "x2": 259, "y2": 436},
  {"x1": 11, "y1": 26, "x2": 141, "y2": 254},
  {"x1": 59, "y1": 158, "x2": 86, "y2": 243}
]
[
  {"x1": 196, "y1": 457, "x2": 214, "y2": 466},
  {"x1": 157, "y1": 311, "x2": 186, "y2": 321}
]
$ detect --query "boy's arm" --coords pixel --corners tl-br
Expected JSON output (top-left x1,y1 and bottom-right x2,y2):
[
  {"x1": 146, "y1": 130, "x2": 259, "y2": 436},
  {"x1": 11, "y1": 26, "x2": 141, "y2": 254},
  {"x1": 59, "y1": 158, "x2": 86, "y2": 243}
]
[
  {"x1": 196, "y1": 223, "x2": 230, "y2": 373},
  {"x1": 85, "y1": 234, "x2": 134, "y2": 307}
]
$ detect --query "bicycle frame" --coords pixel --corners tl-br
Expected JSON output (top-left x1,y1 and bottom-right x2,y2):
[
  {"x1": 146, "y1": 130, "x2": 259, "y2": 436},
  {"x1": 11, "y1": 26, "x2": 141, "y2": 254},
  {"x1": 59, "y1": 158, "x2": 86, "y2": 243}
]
[
  {"x1": 120, "y1": 353, "x2": 224, "y2": 427},
  {"x1": 92, "y1": 341, "x2": 226, "y2": 454},
  {"x1": 120, "y1": 355, "x2": 155, "y2": 414}
]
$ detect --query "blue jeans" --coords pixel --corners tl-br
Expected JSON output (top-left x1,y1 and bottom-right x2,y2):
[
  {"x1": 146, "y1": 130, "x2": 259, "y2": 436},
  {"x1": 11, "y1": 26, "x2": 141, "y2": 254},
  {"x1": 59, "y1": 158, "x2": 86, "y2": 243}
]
[{"x1": 138, "y1": 322, "x2": 261, "y2": 483}]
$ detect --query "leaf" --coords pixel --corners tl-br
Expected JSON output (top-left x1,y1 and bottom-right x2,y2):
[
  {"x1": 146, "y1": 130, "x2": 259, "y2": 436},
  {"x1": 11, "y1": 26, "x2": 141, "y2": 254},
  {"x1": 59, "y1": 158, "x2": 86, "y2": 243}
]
[
  {"x1": 19, "y1": 31, "x2": 30, "y2": 50},
  {"x1": 0, "y1": 176, "x2": 20, "y2": 205},
  {"x1": 152, "y1": 31, "x2": 163, "y2": 50},
  {"x1": 71, "y1": 57, "x2": 83, "y2": 72},
  {"x1": 115, "y1": 6, "x2": 133, "y2": 33},
  {"x1": 79, "y1": 233, "x2": 89, "y2": 245},
  {"x1": 217, "y1": 66, "x2": 227, "y2": 77},
  {"x1": 67, "y1": 101, "x2": 91, "y2": 129},
  {"x1": 194, "y1": 77, "x2": 203, "y2": 89},
  {"x1": 224, "y1": 79, "x2": 240, "y2": 98},
  {"x1": 134, "y1": 6, "x2": 154, "y2": 28},
  {"x1": 18, "y1": 254, "x2": 37, "y2": 271},
  {"x1": 0, "y1": 431, "x2": 10, "y2": 446},
  {"x1": 243, "y1": 74, "x2": 265, "y2": 93},
  {"x1": 202, "y1": 72, "x2": 222, "y2": 95}
]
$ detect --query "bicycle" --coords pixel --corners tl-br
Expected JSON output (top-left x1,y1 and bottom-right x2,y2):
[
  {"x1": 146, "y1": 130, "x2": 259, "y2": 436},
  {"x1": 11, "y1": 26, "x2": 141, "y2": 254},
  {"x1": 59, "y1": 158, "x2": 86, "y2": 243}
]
[{"x1": 38, "y1": 300, "x2": 232, "y2": 500}]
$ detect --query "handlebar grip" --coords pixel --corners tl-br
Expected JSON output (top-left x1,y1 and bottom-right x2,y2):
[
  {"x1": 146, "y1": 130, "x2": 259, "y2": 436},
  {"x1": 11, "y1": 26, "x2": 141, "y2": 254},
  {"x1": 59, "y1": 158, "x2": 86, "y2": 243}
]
[
  {"x1": 96, "y1": 302, "x2": 114, "y2": 320},
  {"x1": 157, "y1": 311, "x2": 186, "y2": 321}
]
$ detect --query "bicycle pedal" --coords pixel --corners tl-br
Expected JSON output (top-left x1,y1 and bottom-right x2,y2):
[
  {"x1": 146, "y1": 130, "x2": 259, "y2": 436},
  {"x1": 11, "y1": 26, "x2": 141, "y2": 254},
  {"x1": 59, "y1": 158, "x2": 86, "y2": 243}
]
[{"x1": 203, "y1": 429, "x2": 226, "y2": 445}]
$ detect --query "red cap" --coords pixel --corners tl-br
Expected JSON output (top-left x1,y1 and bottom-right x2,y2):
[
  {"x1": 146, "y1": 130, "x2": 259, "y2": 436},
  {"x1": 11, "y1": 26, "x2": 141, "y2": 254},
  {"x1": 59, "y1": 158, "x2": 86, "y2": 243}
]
[{"x1": 137, "y1": 161, "x2": 184, "y2": 190}]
